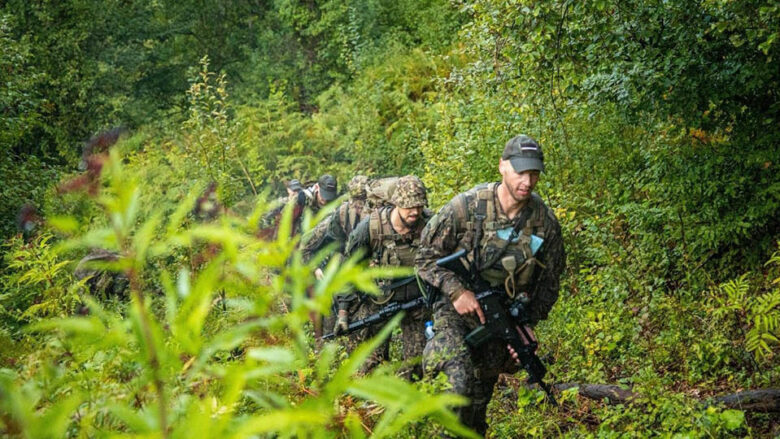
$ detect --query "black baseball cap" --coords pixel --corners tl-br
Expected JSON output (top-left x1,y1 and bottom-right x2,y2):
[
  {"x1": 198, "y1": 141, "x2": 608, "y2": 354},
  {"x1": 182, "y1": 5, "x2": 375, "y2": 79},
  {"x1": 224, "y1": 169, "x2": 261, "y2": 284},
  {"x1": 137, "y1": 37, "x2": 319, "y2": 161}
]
[
  {"x1": 318, "y1": 174, "x2": 338, "y2": 201},
  {"x1": 502, "y1": 135, "x2": 545, "y2": 173},
  {"x1": 287, "y1": 179, "x2": 303, "y2": 191}
]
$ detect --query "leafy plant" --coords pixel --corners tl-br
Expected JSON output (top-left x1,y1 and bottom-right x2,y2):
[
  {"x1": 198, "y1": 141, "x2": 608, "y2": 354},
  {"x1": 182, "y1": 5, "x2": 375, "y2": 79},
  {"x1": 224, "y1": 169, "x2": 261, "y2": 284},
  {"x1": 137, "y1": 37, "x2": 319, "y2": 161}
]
[
  {"x1": 0, "y1": 233, "x2": 82, "y2": 332},
  {"x1": 710, "y1": 247, "x2": 780, "y2": 362},
  {"x1": 1, "y1": 150, "x2": 475, "y2": 438}
]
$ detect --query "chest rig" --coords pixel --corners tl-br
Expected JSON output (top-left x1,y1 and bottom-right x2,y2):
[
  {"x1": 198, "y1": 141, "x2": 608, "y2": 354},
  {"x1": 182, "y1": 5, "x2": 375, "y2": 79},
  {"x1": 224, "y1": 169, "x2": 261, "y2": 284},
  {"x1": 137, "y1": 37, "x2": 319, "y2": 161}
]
[
  {"x1": 368, "y1": 206, "x2": 427, "y2": 303},
  {"x1": 454, "y1": 183, "x2": 547, "y2": 298},
  {"x1": 369, "y1": 206, "x2": 424, "y2": 268}
]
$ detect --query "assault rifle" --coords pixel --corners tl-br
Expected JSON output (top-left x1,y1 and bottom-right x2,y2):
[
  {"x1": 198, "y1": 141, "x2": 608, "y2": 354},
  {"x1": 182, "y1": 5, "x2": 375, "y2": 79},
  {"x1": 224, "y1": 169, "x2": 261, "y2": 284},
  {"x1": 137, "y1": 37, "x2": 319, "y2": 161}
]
[
  {"x1": 322, "y1": 276, "x2": 427, "y2": 340},
  {"x1": 438, "y1": 249, "x2": 558, "y2": 405}
]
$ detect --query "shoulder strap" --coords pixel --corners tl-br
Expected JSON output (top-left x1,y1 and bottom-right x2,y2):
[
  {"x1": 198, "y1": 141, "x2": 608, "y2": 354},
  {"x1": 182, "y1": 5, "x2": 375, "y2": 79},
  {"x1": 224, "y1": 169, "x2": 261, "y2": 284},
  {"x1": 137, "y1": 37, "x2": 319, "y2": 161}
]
[
  {"x1": 349, "y1": 201, "x2": 363, "y2": 233},
  {"x1": 472, "y1": 195, "x2": 487, "y2": 277},
  {"x1": 468, "y1": 182, "x2": 501, "y2": 275},
  {"x1": 476, "y1": 182, "x2": 498, "y2": 225},
  {"x1": 368, "y1": 209, "x2": 383, "y2": 251}
]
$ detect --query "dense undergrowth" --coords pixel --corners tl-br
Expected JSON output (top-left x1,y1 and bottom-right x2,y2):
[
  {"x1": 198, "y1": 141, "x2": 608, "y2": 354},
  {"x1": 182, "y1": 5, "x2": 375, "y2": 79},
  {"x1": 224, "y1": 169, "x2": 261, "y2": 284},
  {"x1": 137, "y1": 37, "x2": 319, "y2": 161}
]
[{"x1": 2, "y1": 0, "x2": 779, "y2": 437}]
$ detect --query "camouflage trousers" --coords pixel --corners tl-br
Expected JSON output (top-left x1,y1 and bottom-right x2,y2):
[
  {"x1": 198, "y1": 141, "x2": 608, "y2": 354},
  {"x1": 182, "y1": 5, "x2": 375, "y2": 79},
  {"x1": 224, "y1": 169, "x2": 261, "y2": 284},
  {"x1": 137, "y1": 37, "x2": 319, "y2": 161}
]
[
  {"x1": 423, "y1": 297, "x2": 518, "y2": 436},
  {"x1": 349, "y1": 293, "x2": 430, "y2": 381}
]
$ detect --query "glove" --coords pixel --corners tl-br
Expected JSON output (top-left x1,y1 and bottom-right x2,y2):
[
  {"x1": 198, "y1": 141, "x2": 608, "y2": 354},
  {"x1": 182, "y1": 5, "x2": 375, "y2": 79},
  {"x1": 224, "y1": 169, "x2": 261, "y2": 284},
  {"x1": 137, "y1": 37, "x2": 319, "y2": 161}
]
[{"x1": 334, "y1": 309, "x2": 349, "y2": 335}]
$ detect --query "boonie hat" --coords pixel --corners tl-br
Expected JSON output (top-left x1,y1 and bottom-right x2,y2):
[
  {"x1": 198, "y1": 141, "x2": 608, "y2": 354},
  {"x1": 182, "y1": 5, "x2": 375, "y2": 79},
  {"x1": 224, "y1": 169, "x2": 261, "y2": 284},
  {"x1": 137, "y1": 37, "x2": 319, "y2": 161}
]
[{"x1": 502, "y1": 135, "x2": 545, "y2": 173}]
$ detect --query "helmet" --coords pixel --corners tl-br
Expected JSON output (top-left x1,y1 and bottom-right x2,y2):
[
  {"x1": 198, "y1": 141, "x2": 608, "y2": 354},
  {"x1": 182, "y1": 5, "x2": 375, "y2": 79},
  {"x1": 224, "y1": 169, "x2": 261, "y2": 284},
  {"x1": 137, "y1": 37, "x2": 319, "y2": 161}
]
[
  {"x1": 347, "y1": 175, "x2": 369, "y2": 199},
  {"x1": 390, "y1": 175, "x2": 427, "y2": 208}
]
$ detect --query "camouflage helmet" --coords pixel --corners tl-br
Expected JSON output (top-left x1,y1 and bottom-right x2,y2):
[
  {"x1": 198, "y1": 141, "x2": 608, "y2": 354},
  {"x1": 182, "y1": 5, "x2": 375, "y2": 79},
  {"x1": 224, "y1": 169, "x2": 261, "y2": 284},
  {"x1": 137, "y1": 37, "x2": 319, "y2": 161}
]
[
  {"x1": 348, "y1": 175, "x2": 369, "y2": 199},
  {"x1": 390, "y1": 175, "x2": 427, "y2": 208}
]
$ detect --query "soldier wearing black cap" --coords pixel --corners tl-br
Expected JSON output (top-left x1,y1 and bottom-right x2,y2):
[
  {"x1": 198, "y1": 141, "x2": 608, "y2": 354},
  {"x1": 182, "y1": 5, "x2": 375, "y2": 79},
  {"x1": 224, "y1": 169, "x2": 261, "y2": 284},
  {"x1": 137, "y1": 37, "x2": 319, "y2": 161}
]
[
  {"x1": 415, "y1": 135, "x2": 566, "y2": 435},
  {"x1": 260, "y1": 174, "x2": 339, "y2": 239},
  {"x1": 315, "y1": 174, "x2": 338, "y2": 205},
  {"x1": 286, "y1": 179, "x2": 304, "y2": 197}
]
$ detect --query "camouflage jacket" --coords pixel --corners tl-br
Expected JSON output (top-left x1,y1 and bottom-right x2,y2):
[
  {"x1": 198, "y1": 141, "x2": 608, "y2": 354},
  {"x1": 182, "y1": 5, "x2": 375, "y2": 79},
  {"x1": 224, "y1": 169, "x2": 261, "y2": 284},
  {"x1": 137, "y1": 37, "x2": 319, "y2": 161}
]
[
  {"x1": 302, "y1": 198, "x2": 365, "y2": 262},
  {"x1": 415, "y1": 182, "x2": 565, "y2": 325}
]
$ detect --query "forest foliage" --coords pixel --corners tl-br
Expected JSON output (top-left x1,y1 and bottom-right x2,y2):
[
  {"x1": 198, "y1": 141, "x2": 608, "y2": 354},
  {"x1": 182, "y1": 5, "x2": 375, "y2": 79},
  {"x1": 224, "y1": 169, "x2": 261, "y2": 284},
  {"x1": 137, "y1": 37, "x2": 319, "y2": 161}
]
[{"x1": 1, "y1": 0, "x2": 779, "y2": 437}]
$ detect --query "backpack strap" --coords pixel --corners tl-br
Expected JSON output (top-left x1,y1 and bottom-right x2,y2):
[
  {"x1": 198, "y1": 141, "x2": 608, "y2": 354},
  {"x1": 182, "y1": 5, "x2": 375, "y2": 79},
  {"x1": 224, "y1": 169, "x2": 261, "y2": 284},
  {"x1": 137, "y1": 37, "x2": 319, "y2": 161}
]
[
  {"x1": 338, "y1": 203, "x2": 349, "y2": 232},
  {"x1": 368, "y1": 209, "x2": 383, "y2": 253},
  {"x1": 472, "y1": 196, "x2": 487, "y2": 276},
  {"x1": 351, "y1": 201, "x2": 364, "y2": 233}
]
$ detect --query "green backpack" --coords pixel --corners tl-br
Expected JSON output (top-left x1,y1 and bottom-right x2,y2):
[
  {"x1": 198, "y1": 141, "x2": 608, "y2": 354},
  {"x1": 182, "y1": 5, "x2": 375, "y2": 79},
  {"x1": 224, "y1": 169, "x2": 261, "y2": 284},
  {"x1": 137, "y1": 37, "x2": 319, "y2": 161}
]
[{"x1": 364, "y1": 177, "x2": 399, "y2": 216}]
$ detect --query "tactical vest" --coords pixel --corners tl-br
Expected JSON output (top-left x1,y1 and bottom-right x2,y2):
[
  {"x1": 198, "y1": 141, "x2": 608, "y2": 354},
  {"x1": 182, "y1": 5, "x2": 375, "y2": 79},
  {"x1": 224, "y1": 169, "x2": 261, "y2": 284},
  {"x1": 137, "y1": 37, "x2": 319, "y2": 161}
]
[
  {"x1": 368, "y1": 206, "x2": 426, "y2": 268},
  {"x1": 368, "y1": 206, "x2": 429, "y2": 302},
  {"x1": 452, "y1": 182, "x2": 547, "y2": 296}
]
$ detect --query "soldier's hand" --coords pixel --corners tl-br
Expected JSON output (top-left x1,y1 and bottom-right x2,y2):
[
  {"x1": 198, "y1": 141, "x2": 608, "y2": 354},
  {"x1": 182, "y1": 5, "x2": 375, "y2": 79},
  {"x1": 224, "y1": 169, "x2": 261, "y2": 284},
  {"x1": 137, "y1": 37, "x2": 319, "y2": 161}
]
[
  {"x1": 452, "y1": 290, "x2": 486, "y2": 324},
  {"x1": 334, "y1": 309, "x2": 349, "y2": 335},
  {"x1": 314, "y1": 268, "x2": 324, "y2": 281},
  {"x1": 517, "y1": 324, "x2": 537, "y2": 346},
  {"x1": 507, "y1": 325, "x2": 537, "y2": 364}
]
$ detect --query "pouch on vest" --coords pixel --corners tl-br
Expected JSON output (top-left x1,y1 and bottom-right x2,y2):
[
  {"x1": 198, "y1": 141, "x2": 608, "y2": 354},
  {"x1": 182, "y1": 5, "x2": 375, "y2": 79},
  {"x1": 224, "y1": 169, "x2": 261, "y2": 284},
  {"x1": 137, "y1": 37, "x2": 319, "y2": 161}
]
[{"x1": 496, "y1": 226, "x2": 545, "y2": 297}]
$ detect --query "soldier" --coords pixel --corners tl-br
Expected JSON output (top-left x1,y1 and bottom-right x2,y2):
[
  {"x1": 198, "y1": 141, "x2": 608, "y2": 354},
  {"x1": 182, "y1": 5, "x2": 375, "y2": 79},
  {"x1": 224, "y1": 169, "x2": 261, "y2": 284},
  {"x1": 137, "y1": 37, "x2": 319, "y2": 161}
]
[
  {"x1": 415, "y1": 135, "x2": 566, "y2": 435},
  {"x1": 302, "y1": 175, "x2": 370, "y2": 276},
  {"x1": 342, "y1": 175, "x2": 432, "y2": 379},
  {"x1": 301, "y1": 175, "x2": 369, "y2": 336},
  {"x1": 74, "y1": 248, "x2": 129, "y2": 299},
  {"x1": 304, "y1": 174, "x2": 338, "y2": 217},
  {"x1": 260, "y1": 174, "x2": 338, "y2": 239}
]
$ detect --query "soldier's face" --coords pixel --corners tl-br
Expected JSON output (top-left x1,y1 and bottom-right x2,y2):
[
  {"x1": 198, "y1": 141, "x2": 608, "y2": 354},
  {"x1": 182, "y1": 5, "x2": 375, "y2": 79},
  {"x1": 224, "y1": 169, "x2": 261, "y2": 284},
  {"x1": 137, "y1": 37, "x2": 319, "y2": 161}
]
[
  {"x1": 398, "y1": 206, "x2": 424, "y2": 226},
  {"x1": 316, "y1": 189, "x2": 327, "y2": 206},
  {"x1": 500, "y1": 160, "x2": 540, "y2": 202}
]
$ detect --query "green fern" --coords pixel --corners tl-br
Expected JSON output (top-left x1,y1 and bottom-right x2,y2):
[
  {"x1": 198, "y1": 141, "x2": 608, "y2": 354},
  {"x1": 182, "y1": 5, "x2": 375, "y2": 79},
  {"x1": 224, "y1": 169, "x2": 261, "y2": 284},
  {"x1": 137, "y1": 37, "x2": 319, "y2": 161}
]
[{"x1": 711, "y1": 247, "x2": 780, "y2": 362}]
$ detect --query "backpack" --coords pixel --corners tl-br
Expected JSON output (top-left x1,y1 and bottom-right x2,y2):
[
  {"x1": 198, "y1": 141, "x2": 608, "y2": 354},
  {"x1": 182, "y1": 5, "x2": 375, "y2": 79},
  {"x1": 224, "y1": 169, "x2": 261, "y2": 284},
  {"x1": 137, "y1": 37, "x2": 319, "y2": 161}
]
[{"x1": 364, "y1": 177, "x2": 399, "y2": 216}]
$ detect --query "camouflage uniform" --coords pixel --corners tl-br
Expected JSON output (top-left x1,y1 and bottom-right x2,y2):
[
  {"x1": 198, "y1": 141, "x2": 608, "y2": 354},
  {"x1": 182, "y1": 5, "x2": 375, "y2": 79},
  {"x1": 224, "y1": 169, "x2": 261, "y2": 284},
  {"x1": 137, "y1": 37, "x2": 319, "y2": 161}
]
[
  {"x1": 344, "y1": 176, "x2": 432, "y2": 379},
  {"x1": 415, "y1": 136, "x2": 566, "y2": 435},
  {"x1": 301, "y1": 176, "x2": 369, "y2": 333},
  {"x1": 74, "y1": 249, "x2": 129, "y2": 299}
]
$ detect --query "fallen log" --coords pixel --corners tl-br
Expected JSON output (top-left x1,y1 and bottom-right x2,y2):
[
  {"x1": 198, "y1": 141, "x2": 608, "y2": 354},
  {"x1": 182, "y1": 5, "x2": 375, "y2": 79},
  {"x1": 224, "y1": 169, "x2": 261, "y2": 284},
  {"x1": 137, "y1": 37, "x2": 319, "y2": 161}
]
[
  {"x1": 711, "y1": 389, "x2": 780, "y2": 413},
  {"x1": 503, "y1": 377, "x2": 780, "y2": 413},
  {"x1": 554, "y1": 382, "x2": 639, "y2": 404}
]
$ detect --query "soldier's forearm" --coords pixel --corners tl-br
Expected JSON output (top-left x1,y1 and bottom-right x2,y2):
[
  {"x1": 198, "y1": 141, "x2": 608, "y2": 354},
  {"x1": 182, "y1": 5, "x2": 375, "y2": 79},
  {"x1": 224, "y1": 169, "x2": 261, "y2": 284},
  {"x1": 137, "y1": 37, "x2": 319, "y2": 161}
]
[{"x1": 441, "y1": 276, "x2": 467, "y2": 301}]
